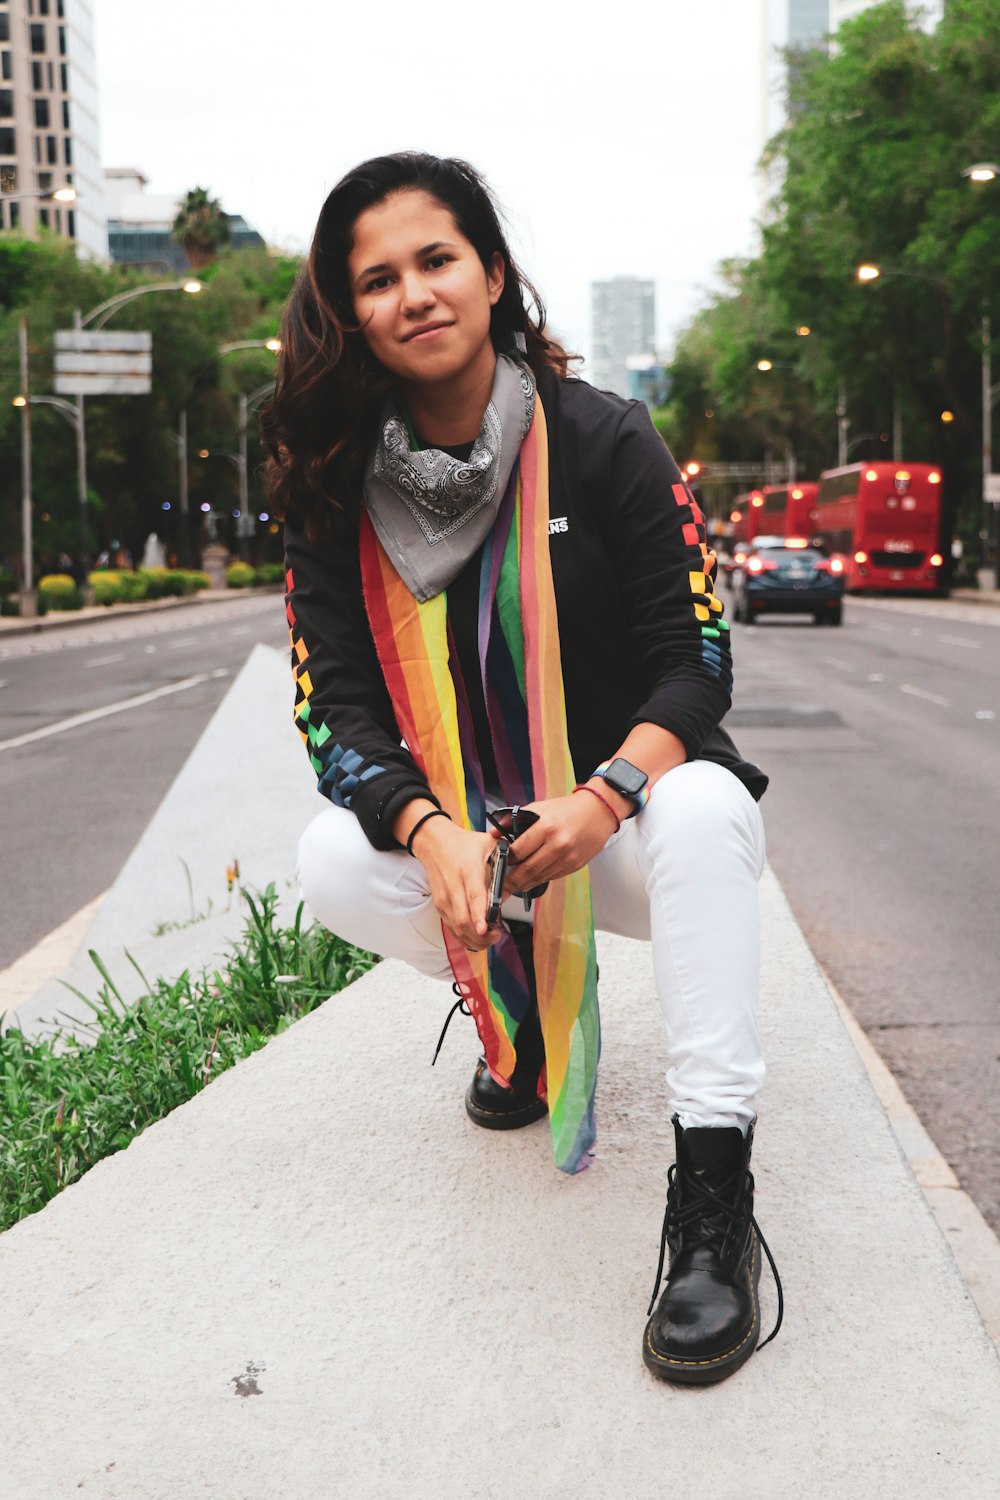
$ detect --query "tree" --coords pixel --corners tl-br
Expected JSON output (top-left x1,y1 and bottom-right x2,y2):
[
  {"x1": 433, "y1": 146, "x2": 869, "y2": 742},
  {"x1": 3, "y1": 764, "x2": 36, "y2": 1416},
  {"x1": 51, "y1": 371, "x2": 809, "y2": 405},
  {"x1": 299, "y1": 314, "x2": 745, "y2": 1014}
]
[
  {"x1": 663, "y1": 0, "x2": 1000, "y2": 544},
  {"x1": 171, "y1": 187, "x2": 232, "y2": 271},
  {"x1": 0, "y1": 238, "x2": 300, "y2": 569}
]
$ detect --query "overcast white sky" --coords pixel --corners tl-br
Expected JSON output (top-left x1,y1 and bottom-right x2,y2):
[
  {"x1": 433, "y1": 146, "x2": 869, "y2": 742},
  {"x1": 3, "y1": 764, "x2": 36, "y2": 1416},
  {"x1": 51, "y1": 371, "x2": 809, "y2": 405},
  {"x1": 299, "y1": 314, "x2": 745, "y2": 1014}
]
[{"x1": 94, "y1": 0, "x2": 769, "y2": 369}]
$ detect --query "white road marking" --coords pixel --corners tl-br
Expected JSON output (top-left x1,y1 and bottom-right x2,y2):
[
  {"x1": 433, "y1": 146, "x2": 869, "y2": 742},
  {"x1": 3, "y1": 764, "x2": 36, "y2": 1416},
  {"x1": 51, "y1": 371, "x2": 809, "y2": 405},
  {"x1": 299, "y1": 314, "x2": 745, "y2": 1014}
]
[
  {"x1": 868, "y1": 673, "x2": 884, "y2": 682},
  {"x1": 144, "y1": 645, "x2": 156, "y2": 654},
  {"x1": 938, "y1": 635, "x2": 980, "y2": 650},
  {"x1": 900, "y1": 683, "x2": 949, "y2": 707},
  {"x1": 168, "y1": 638, "x2": 197, "y2": 649},
  {"x1": 0, "y1": 669, "x2": 229, "y2": 753},
  {"x1": 84, "y1": 653, "x2": 125, "y2": 669},
  {"x1": 825, "y1": 658, "x2": 852, "y2": 672},
  {"x1": 867, "y1": 622, "x2": 894, "y2": 633},
  {"x1": 228, "y1": 627, "x2": 251, "y2": 637},
  {"x1": 975, "y1": 710, "x2": 995, "y2": 721}
]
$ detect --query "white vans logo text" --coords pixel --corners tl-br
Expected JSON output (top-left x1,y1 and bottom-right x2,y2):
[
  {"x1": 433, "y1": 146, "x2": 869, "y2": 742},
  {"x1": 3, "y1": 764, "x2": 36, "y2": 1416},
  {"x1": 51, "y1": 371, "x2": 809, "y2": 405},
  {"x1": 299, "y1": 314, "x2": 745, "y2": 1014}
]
[{"x1": 548, "y1": 517, "x2": 568, "y2": 534}]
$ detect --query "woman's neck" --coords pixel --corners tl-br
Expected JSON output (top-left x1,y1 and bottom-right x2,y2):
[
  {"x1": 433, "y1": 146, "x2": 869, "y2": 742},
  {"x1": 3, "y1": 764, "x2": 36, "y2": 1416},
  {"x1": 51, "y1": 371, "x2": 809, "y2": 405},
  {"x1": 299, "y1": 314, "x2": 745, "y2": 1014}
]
[{"x1": 399, "y1": 344, "x2": 497, "y2": 449}]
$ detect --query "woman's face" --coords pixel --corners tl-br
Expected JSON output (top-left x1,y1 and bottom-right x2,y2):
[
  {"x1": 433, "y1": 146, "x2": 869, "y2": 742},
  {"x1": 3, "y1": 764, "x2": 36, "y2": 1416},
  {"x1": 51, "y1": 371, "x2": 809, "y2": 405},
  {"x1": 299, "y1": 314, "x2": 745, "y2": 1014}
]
[{"x1": 347, "y1": 189, "x2": 504, "y2": 388}]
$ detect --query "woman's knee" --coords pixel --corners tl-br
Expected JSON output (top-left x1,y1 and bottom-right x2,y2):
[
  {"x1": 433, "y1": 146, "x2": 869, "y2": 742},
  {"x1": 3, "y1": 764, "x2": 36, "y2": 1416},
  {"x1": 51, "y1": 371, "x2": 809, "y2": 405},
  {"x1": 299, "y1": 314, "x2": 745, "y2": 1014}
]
[
  {"x1": 644, "y1": 762, "x2": 765, "y2": 876},
  {"x1": 296, "y1": 805, "x2": 379, "y2": 933}
]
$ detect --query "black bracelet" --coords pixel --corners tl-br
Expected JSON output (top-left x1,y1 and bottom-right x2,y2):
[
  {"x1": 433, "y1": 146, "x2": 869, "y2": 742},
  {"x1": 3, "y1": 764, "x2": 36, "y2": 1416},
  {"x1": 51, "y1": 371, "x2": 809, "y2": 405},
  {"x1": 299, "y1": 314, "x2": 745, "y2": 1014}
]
[{"x1": 405, "y1": 808, "x2": 451, "y2": 856}]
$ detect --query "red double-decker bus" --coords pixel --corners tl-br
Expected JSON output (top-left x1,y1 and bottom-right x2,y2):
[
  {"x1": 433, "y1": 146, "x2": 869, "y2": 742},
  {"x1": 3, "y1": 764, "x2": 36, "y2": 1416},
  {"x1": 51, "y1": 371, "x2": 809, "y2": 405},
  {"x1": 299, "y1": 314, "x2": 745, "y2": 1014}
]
[
  {"x1": 730, "y1": 483, "x2": 819, "y2": 544},
  {"x1": 813, "y1": 463, "x2": 944, "y2": 593}
]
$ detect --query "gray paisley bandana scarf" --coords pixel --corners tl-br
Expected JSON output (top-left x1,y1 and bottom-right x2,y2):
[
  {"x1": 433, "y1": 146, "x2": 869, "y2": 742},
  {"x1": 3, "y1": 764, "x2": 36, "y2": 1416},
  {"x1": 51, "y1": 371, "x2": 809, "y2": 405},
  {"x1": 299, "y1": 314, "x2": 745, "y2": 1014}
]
[{"x1": 363, "y1": 352, "x2": 537, "y2": 602}]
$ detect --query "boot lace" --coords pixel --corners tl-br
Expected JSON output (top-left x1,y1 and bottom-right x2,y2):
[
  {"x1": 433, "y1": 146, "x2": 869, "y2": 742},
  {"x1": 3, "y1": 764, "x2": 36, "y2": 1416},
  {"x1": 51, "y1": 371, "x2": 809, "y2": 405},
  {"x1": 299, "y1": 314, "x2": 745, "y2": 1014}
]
[
  {"x1": 431, "y1": 982, "x2": 472, "y2": 1066},
  {"x1": 646, "y1": 1160, "x2": 784, "y2": 1352}
]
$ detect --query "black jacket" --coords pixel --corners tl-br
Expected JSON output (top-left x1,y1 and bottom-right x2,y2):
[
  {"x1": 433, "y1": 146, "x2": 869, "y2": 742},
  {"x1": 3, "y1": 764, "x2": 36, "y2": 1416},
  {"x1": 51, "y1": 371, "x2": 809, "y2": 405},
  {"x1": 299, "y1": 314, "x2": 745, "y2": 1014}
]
[{"x1": 284, "y1": 373, "x2": 766, "y2": 850}]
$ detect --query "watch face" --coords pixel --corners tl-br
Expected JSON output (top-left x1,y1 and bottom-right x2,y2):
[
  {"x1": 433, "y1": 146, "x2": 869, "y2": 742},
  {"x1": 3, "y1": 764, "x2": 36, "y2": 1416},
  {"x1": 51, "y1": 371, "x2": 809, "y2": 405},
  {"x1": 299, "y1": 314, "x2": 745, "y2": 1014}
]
[{"x1": 606, "y1": 757, "x2": 648, "y2": 797}]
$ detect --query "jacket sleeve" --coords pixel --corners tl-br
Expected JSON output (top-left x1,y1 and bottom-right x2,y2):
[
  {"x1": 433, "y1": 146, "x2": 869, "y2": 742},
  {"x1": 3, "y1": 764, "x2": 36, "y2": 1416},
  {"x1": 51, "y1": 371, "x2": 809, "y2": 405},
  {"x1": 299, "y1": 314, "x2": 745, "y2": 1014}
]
[
  {"x1": 284, "y1": 521, "x2": 438, "y2": 850},
  {"x1": 604, "y1": 402, "x2": 732, "y2": 757}
]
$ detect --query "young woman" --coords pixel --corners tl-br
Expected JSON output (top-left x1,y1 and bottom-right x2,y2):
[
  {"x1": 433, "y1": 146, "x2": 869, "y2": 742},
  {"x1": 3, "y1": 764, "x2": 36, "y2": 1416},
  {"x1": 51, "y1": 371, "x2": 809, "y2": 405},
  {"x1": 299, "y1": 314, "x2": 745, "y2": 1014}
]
[{"x1": 263, "y1": 152, "x2": 781, "y2": 1387}]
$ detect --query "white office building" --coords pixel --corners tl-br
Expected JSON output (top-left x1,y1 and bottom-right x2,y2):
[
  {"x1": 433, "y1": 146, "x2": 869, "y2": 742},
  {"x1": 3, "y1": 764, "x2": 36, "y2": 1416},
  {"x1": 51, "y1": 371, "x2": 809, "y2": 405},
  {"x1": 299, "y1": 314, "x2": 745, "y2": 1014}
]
[
  {"x1": 0, "y1": 0, "x2": 107, "y2": 259},
  {"x1": 591, "y1": 277, "x2": 656, "y2": 401}
]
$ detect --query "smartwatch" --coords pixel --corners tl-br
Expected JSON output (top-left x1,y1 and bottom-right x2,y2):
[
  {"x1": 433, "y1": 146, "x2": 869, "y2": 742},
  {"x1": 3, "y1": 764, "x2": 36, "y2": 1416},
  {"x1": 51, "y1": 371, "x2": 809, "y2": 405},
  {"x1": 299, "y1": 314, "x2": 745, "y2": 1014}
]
[{"x1": 591, "y1": 757, "x2": 650, "y2": 816}]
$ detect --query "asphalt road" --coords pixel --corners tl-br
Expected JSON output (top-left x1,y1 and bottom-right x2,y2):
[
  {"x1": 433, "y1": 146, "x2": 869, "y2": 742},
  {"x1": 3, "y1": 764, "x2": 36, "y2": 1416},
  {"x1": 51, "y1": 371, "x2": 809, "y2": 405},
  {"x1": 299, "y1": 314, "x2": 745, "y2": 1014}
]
[
  {"x1": 725, "y1": 590, "x2": 1000, "y2": 1235},
  {"x1": 0, "y1": 594, "x2": 288, "y2": 974}
]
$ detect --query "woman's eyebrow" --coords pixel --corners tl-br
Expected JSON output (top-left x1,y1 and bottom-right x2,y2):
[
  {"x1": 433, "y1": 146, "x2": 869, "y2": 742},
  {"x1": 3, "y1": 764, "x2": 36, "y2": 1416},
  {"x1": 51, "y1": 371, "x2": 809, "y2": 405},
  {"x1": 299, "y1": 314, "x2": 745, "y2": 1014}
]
[{"x1": 355, "y1": 242, "x2": 456, "y2": 285}]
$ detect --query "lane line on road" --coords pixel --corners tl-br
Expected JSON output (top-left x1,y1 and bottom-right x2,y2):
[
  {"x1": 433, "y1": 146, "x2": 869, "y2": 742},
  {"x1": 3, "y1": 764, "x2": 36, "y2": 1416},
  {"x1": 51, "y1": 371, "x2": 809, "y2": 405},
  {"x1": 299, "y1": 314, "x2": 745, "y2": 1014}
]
[
  {"x1": 84, "y1": 653, "x2": 125, "y2": 669},
  {"x1": 938, "y1": 635, "x2": 980, "y2": 650},
  {"x1": 0, "y1": 669, "x2": 230, "y2": 753},
  {"x1": 824, "y1": 658, "x2": 852, "y2": 672},
  {"x1": 900, "y1": 683, "x2": 949, "y2": 707}
]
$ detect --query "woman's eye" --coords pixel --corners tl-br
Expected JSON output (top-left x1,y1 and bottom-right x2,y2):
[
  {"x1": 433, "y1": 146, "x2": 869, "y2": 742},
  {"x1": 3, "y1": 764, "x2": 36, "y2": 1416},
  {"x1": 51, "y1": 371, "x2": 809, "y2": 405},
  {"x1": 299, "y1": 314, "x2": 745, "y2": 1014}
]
[
  {"x1": 426, "y1": 255, "x2": 452, "y2": 270},
  {"x1": 365, "y1": 275, "x2": 392, "y2": 293}
]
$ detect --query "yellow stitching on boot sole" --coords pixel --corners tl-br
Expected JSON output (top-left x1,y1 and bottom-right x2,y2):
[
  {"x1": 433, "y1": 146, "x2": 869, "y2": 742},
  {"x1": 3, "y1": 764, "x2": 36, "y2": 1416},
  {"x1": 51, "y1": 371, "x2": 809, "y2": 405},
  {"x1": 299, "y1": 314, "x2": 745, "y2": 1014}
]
[
  {"x1": 644, "y1": 1233, "x2": 760, "y2": 1368},
  {"x1": 467, "y1": 1065, "x2": 547, "y2": 1119}
]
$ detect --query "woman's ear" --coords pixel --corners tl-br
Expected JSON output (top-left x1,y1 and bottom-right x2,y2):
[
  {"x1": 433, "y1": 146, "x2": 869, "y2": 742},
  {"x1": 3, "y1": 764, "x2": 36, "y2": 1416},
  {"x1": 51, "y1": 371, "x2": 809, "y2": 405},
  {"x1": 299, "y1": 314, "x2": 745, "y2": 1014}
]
[{"x1": 487, "y1": 251, "x2": 505, "y2": 307}]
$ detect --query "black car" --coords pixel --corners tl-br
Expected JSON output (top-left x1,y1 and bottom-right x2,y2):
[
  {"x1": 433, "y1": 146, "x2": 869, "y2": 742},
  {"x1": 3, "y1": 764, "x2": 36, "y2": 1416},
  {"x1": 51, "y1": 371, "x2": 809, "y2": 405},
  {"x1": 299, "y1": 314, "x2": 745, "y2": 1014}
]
[{"x1": 731, "y1": 537, "x2": 845, "y2": 625}]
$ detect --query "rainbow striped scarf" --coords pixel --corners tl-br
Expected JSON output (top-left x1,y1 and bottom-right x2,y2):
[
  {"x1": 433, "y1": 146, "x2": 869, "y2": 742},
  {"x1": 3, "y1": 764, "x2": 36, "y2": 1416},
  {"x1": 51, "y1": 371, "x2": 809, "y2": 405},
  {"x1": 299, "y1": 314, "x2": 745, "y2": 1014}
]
[{"x1": 359, "y1": 397, "x2": 600, "y2": 1174}]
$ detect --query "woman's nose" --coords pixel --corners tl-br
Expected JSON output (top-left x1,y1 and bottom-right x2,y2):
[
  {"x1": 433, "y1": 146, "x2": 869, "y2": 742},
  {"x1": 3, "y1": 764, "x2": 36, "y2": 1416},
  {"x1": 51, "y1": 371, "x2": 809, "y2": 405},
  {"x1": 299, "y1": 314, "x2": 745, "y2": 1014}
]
[{"x1": 399, "y1": 271, "x2": 435, "y2": 313}]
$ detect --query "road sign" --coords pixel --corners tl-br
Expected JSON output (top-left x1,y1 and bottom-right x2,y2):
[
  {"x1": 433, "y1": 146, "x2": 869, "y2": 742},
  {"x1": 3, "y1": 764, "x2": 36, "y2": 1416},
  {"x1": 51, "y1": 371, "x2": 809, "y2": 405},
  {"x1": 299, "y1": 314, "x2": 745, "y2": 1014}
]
[
  {"x1": 984, "y1": 473, "x2": 1000, "y2": 504},
  {"x1": 54, "y1": 330, "x2": 152, "y2": 395}
]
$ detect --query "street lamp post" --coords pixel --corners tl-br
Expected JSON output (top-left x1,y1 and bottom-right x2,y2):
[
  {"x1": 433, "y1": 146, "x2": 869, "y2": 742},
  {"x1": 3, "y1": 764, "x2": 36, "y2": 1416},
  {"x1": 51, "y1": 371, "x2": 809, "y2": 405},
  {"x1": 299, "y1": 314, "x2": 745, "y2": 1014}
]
[
  {"x1": 188, "y1": 342, "x2": 279, "y2": 562},
  {"x1": 17, "y1": 319, "x2": 34, "y2": 617},
  {"x1": 66, "y1": 280, "x2": 204, "y2": 577},
  {"x1": 11, "y1": 388, "x2": 85, "y2": 608},
  {"x1": 753, "y1": 360, "x2": 797, "y2": 482}
]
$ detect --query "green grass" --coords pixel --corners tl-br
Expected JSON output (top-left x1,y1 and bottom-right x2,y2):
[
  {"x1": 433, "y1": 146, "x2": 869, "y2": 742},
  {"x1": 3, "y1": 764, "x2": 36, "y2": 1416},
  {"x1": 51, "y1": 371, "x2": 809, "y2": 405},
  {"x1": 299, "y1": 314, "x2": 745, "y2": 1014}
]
[{"x1": 0, "y1": 886, "x2": 377, "y2": 1234}]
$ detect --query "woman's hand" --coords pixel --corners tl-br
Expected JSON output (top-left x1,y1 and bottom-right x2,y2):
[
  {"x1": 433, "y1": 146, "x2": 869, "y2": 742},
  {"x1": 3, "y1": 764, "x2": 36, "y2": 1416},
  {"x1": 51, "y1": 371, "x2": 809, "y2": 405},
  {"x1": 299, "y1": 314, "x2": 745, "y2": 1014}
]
[
  {"x1": 502, "y1": 793, "x2": 618, "y2": 895},
  {"x1": 409, "y1": 815, "x2": 502, "y2": 951}
]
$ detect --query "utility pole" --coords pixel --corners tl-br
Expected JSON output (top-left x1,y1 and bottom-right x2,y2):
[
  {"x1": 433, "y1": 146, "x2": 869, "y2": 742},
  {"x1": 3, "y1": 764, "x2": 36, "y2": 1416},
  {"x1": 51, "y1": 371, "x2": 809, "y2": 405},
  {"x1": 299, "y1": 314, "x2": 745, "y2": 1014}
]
[
  {"x1": 178, "y1": 408, "x2": 190, "y2": 567},
  {"x1": 238, "y1": 390, "x2": 251, "y2": 562},
  {"x1": 983, "y1": 307, "x2": 994, "y2": 578},
  {"x1": 72, "y1": 307, "x2": 91, "y2": 576},
  {"x1": 837, "y1": 380, "x2": 849, "y2": 468},
  {"x1": 18, "y1": 317, "x2": 36, "y2": 617}
]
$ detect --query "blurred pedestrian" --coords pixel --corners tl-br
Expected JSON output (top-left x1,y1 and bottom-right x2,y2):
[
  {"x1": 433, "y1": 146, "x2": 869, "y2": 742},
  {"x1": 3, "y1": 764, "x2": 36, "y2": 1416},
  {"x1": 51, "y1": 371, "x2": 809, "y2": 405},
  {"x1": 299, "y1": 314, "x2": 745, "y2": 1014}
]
[{"x1": 264, "y1": 152, "x2": 781, "y2": 1386}]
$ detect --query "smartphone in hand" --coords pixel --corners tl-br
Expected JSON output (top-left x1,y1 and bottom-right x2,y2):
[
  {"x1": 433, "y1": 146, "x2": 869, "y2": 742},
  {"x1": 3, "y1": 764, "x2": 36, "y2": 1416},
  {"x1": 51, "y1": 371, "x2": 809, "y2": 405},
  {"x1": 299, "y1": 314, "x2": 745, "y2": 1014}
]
[
  {"x1": 485, "y1": 805, "x2": 548, "y2": 915},
  {"x1": 486, "y1": 837, "x2": 510, "y2": 927}
]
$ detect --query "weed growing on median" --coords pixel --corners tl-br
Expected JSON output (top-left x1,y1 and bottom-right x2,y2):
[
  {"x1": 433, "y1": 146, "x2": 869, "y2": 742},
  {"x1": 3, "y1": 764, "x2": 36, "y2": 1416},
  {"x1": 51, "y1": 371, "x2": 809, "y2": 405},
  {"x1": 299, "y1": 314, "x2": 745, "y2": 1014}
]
[{"x1": 0, "y1": 886, "x2": 378, "y2": 1234}]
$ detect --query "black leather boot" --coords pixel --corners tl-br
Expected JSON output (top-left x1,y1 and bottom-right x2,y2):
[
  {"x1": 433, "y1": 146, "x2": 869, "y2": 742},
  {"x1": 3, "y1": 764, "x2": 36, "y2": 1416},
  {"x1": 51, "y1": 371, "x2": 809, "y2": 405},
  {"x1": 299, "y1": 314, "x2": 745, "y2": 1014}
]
[
  {"x1": 643, "y1": 1115, "x2": 782, "y2": 1386},
  {"x1": 465, "y1": 920, "x2": 547, "y2": 1131}
]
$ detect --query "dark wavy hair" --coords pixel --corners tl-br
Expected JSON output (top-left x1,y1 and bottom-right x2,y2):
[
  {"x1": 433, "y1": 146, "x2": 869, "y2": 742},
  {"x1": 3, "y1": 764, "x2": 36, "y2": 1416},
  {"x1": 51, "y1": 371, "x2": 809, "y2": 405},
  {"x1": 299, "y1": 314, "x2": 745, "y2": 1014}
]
[{"x1": 261, "y1": 152, "x2": 575, "y2": 537}]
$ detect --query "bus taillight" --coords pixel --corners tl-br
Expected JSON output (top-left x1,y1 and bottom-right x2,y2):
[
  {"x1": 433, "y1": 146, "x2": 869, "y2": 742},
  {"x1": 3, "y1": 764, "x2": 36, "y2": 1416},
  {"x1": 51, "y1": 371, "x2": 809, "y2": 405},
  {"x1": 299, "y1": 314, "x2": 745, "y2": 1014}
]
[
  {"x1": 865, "y1": 469, "x2": 878, "y2": 481},
  {"x1": 830, "y1": 558, "x2": 844, "y2": 574},
  {"x1": 854, "y1": 550, "x2": 868, "y2": 565},
  {"x1": 929, "y1": 471, "x2": 942, "y2": 485},
  {"x1": 929, "y1": 553, "x2": 943, "y2": 568}
]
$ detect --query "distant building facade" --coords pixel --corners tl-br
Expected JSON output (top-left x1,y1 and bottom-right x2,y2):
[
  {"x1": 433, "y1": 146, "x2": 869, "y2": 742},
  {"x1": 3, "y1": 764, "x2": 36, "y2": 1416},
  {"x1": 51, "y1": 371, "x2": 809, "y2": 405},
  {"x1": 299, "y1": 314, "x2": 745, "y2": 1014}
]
[
  {"x1": 104, "y1": 167, "x2": 266, "y2": 272},
  {"x1": 591, "y1": 277, "x2": 656, "y2": 400},
  {"x1": 0, "y1": 0, "x2": 107, "y2": 257}
]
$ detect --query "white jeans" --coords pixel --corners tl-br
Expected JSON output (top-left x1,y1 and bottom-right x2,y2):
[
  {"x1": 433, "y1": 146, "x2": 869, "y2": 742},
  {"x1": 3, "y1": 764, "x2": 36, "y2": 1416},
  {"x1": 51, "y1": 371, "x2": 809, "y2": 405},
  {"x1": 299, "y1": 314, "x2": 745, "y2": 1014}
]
[{"x1": 297, "y1": 760, "x2": 766, "y2": 1132}]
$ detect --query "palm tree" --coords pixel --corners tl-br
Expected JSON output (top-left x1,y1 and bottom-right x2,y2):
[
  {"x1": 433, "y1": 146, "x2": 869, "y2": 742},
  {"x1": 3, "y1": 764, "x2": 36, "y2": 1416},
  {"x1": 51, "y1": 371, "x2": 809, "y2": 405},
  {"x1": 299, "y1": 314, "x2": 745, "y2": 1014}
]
[{"x1": 171, "y1": 187, "x2": 231, "y2": 271}]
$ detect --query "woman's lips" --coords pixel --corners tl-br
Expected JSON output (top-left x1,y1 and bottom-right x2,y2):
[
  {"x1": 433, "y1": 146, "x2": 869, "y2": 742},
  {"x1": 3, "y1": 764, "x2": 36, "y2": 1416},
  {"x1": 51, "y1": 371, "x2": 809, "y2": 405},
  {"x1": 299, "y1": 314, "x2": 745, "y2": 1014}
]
[{"x1": 403, "y1": 322, "x2": 452, "y2": 342}]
